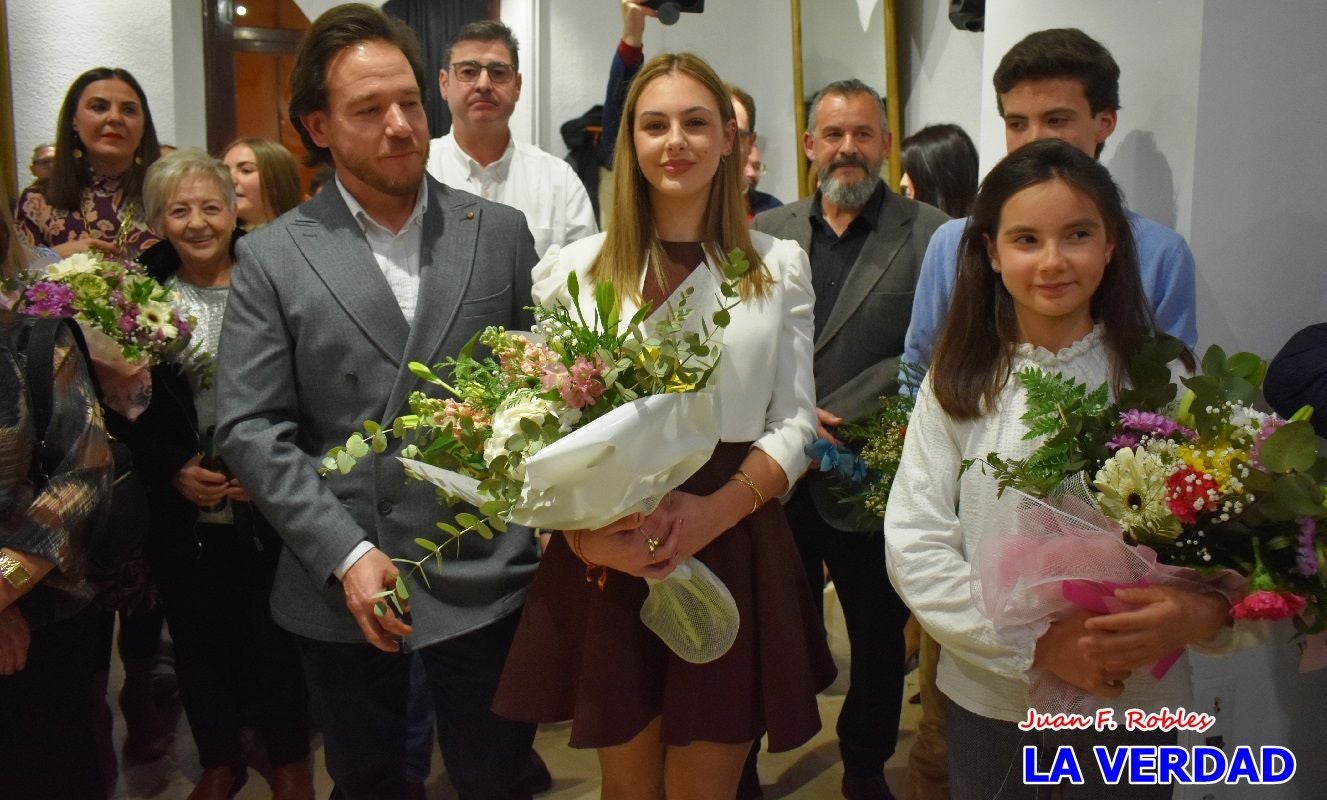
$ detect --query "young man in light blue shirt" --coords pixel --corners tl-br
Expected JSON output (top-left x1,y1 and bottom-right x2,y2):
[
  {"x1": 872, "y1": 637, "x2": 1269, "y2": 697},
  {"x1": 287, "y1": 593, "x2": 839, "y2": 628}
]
[{"x1": 902, "y1": 28, "x2": 1197, "y2": 373}]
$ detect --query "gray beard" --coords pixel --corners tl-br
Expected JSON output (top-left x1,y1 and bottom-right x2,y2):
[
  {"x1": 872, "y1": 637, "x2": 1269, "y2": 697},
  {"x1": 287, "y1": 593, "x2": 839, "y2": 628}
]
[{"x1": 820, "y1": 171, "x2": 880, "y2": 209}]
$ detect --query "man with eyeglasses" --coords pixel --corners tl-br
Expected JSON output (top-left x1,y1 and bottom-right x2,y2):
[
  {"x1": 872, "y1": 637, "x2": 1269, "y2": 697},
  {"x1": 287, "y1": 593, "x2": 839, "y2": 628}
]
[
  {"x1": 26, "y1": 144, "x2": 55, "y2": 191},
  {"x1": 427, "y1": 20, "x2": 597, "y2": 258}
]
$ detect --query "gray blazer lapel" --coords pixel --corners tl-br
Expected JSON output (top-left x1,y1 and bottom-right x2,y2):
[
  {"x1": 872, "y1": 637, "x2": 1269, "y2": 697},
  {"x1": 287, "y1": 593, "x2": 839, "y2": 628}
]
[
  {"x1": 816, "y1": 191, "x2": 916, "y2": 352},
  {"x1": 290, "y1": 188, "x2": 410, "y2": 364},
  {"x1": 383, "y1": 180, "x2": 478, "y2": 415}
]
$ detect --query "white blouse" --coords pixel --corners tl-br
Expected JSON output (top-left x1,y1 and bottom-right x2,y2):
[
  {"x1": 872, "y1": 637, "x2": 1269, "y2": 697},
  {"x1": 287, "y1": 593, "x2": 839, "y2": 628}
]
[
  {"x1": 530, "y1": 231, "x2": 817, "y2": 487},
  {"x1": 885, "y1": 329, "x2": 1201, "y2": 722}
]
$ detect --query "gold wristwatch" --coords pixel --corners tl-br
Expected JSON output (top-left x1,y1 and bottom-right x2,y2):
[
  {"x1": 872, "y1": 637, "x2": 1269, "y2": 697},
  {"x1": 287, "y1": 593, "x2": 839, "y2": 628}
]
[{"x1": 0, "y1": 552, "x2": 32, "y2": 591}]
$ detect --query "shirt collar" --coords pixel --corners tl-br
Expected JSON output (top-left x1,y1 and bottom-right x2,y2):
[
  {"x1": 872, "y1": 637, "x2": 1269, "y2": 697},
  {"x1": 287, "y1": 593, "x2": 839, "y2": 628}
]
[
  {"x1": 334, "y1": 174, "x2": 428, "y2": 236},
  {"x1": 809, "y1": 181, "x2": 888, "y2": 232},
  {"x1": 445, "y1": 132, "x2": 516, "y2": 181}
]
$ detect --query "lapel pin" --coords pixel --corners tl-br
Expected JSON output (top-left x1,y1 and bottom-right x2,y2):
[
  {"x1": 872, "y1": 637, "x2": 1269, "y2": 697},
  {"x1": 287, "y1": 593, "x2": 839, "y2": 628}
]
[{"x1": 465, "y1": 211, "x2": 475, "y2": 220}]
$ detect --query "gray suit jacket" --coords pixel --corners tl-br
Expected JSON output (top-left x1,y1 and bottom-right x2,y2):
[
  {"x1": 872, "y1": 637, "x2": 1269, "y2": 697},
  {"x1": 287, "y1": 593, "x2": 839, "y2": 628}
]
[
  {"x1": 753, "y1": 188, "x2": 948, "y2": 530},
  {"x1": 216, "y1": 176, "x2": 539, "y2": 647}
]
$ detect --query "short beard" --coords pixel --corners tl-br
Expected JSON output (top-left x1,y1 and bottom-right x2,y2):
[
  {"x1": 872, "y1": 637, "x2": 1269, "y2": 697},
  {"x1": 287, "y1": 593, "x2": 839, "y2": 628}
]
[{"x1": 820, "y1": 169, "x2": 880, "y2": 209}]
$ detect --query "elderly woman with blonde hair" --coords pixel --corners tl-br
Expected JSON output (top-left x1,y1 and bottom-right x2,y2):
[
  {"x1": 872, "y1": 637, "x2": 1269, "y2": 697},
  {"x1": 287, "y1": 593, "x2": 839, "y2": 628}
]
[{"x1": 133, "y1": 148, "x2": 313, "y2": 800}]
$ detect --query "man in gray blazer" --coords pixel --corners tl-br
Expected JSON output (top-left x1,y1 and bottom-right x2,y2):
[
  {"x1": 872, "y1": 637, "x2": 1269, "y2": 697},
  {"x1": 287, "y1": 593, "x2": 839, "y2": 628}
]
[
  {"x1": 216, "y1": 6, "x2": 540, "y2": 798},
  {"x1": 753, "y1": 80, "x2": 947, "y2": 800}
]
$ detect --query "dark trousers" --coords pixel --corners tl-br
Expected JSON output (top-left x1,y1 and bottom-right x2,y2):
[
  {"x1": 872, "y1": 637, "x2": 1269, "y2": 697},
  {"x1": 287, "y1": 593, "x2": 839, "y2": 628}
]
[
  {"x1": 300, "y1": 609, "x2": 537, "y2": 800},
  {"x1": 0, "y1": 605, "x2": 107, "y2": 799},
  {"x1": 786, "y1": 483, "x2": 911, "y2": 777},
  {"x1": 155, "y1": 521, "x2": 310, "y2": 768}
]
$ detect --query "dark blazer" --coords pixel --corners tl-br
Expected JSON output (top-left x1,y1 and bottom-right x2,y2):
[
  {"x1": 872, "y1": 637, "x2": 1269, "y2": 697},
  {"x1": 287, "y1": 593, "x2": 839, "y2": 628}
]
[
  {"x1": 216, "y1": 176, "x2": 540, "y2": 647},
  {"x1": 753, "y1": 188, "x2": 948, "y2": 530},
  {"x1": 1265, "y1": 323, "x2": 1327, "y2": 439}
]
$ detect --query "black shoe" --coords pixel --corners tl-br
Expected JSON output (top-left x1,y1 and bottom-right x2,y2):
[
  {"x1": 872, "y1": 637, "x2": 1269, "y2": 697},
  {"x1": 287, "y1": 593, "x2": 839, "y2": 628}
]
[
  {"x1": 841, "y1": 773, "x2": 896, "y2": 800},
  {"x1": 519, "y1": 749, "x2": 553, "y2": 795}
]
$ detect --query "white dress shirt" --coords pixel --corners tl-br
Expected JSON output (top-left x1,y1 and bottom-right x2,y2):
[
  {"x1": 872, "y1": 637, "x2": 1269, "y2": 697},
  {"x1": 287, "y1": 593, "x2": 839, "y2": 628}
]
[
  {"x1": 332, "y1": 176, "x2": 428, "y2": 579},
  {"x1": 426, "y1": 133, "x2": 597, "y2": 258},
  {"x1": 335, "y1": 176, "x2": 428, "y2": 324}
]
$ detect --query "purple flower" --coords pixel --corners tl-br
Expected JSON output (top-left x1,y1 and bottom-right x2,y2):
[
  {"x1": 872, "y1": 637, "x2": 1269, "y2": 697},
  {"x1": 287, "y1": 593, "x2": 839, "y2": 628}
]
[
  {"x1": 118, "y1": 312, "x2": 137, "y2": 334},
  {"x1": 1118, "y1": 409, "x2": 1194, "y2": 440},
  {"x1": 1106, "y1": 432, "x2": 1141, "y2": 452},
  {"x1": 1295, "y1": 517, "x2": 1319, "y2": 578},
  {"x1": 22, "y1": 281, "x2": 75, "y2": 317}
]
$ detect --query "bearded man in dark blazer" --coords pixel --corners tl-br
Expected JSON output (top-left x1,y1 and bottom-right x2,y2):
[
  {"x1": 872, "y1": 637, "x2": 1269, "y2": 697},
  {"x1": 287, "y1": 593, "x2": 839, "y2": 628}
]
[
  {"x1": 216, "y1": 6, "x2": 541, "y2": 798},
  {"x1": 753, "y1": 79, "x2": 948, "y2": 800}
]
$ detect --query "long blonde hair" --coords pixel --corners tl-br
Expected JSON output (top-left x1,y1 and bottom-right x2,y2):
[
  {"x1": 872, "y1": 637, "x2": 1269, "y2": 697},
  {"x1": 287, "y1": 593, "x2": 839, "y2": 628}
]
[{"x1": 592, "y1": 52, "x2": 769, "y2": 301}]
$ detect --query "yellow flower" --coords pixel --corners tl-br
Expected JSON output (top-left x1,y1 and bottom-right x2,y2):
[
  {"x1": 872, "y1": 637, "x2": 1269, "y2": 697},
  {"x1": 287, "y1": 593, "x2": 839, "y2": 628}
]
[
  {"x1": 1094, "y1": 447, "x2": 1181, "y2": 542},
  {"x1": 1176, "y1": 441, "x2": 1243, "y2": 491}
]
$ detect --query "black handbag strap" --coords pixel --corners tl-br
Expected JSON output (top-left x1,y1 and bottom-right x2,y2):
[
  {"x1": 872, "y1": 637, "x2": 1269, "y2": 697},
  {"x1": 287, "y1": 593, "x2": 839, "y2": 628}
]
[{"x1": 24, "y1": 316, "x2": 101, "y2": 478}]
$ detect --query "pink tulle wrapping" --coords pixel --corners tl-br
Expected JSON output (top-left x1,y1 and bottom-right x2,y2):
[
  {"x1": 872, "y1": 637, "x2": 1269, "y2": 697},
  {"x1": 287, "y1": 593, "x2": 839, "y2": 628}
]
[
  {"x1": 972, "y1": 477, "x2": 1240, "y2": 713},
  {"x1": 83, "y1": 325, "x2": 152, "y2": 421}
]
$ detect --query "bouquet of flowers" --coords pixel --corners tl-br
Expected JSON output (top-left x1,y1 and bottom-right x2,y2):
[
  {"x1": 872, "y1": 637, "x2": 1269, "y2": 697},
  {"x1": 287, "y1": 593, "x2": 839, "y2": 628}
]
[
  {"x1": 323, "y1": 251, "x2": 753, "y2": 663},
  {"x1": 804, "y1": 365, "x2": 920, "y2": 521},
  {"x1": 5, "y1": 251, "x2": 199, "y2": 419},
  {"x1": 965, "y1": 337, "x2": 1326, "y2": 708}
]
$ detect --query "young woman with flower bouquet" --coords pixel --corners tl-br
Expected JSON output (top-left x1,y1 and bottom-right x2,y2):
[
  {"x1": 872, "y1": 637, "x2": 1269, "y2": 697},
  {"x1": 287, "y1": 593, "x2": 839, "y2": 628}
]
[
  {"x1": 489, "y1": 52, "x2": 835, "y2": 798},
  {"x1": 884, "y1": 139, "x2": 1240, "y2": 800}
]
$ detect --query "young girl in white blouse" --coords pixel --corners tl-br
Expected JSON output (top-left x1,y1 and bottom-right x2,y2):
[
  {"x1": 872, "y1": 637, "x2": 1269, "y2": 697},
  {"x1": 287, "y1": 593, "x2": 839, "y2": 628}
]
[{"x1": 884, "y1": 138, "x2": 1231, "y2": 799}]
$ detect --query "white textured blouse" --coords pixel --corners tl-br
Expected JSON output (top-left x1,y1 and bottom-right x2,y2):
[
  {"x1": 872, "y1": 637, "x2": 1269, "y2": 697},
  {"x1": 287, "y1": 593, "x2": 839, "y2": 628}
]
[
  {"x1": 885, "y1": 328, "x2": 1202, "y2": 722},
  {"x1": 530, "y1": 231, "x2": 817, "y2": 487}
]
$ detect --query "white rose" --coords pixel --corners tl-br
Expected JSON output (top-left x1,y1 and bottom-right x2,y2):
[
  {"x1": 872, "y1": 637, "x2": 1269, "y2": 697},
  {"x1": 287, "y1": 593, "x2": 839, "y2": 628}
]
[{"x1": 483, "y1": 391, "x2": 581, "y2": 473}]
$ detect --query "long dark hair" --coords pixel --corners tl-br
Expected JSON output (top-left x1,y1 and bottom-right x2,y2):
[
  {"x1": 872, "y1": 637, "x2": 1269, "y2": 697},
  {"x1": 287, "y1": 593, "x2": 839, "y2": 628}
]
[
  {"x1": 48, "y1": 67, "x2": 161, "y2": 212},
  {"x1": 931, "y1": 138, "x2": 1157, "y2": 420},
  {"x1": 901, "y1": 124, "x2": 978, "y2": 217}
]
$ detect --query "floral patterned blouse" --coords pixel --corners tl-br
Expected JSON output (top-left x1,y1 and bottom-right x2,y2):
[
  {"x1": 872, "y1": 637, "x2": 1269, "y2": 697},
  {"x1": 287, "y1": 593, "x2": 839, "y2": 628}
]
[{"x1": 14, "y1": 173, "x2": 159, "y2": 258}]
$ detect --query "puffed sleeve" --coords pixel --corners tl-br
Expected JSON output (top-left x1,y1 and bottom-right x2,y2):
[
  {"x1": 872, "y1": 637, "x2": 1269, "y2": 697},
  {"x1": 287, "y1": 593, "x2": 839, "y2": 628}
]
[
  {"x1": 883, "y1": 379, "x2": 1046, "y2": 683},
  {"x1": 750, "y1": 240, "x2": 816, "y2": 488}
]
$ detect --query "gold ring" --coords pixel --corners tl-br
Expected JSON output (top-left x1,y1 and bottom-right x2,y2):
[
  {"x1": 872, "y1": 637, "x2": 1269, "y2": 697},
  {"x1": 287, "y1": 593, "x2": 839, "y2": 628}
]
[{"x1": 646, "y1": 537, "x2": 661, "y2": 553}]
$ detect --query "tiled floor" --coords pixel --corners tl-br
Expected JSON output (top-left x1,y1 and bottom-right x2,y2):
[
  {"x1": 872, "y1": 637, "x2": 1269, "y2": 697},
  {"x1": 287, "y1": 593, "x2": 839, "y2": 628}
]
[{"x1": 111, "y1": 586, "x2": 920, "y2": 799}]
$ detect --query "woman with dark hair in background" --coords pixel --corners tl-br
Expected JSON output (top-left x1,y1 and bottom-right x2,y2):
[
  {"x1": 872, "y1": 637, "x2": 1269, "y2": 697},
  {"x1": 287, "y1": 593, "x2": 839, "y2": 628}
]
[
  {"x1": 15, "y1": 67, "x2": 161, "y2": 259},
  {"x1": 900, "y1": 123, "x2": 979, "y2": 218},
  {"x1": 221, "y1": 138, "x2": 303, "y2": 229}
]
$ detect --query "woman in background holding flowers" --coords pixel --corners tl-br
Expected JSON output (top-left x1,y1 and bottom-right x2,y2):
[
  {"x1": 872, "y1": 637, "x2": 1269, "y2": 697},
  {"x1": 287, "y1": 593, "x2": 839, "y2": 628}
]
[
  {"x1": 133, "y1": 149, "x2": 312, "y2": 799},
  {"x1": 884, "y1": 139, "x2": 1229, "y2": 800},
  {"x1": 493, "y1": 52, "x2": 834, "y2": 797},
  {"x1": 221, "y1": 138, "x2": 302, "y2": 230},
  {"x1": 15, "y1": 67, "x2": 161, "y2": 260}
]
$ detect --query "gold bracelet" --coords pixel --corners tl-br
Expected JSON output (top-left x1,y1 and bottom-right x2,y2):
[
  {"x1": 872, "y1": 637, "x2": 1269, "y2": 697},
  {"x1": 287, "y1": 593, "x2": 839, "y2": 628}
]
[
  {"x1": 570, "y1": 531, "x2": 607, "y2": 590},
  {"x1": 730, "y1": 470, "x2": 765, "y2": 515},
  {"x1": 0, "y1": 552, "x2": 32, "y2": 592}
]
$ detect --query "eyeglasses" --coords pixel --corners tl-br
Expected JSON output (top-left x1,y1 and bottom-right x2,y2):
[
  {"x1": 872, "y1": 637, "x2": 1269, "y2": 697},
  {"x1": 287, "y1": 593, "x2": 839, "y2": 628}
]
[
  {"x1": 451, "y1": 61, "x2": 516, "y2": 84},
  {"x1": 738, "y1": 129, "x2": 756, "y2": 143}
]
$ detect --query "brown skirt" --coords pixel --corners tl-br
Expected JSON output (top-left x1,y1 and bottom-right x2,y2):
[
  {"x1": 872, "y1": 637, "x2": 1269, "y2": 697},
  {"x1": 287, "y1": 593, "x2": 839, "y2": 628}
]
[{"x1": 492, "y1": 442, "x2": 836, "y2": 752}]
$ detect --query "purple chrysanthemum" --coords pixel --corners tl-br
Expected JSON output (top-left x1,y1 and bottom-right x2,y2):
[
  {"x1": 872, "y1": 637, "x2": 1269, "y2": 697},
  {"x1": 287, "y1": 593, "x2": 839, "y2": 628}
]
[
  {"x1": 1106, "y1": 432, "x2": 1141, "y2": 451},
  {"x1": 22, "y1": 281, "x2": 75, "y2": 317},
  {"x1": 1295, "y1": 517, "x2": 1319, "y2": 578},
  {"x1": 1118, "y1": 409, "x2": 1194, "y2": 440}
]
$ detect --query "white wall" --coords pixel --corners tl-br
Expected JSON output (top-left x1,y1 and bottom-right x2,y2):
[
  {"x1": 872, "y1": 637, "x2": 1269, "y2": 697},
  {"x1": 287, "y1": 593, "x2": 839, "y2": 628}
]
[
  {"x1": 533, "y1": 0, "x2": 798, "y2": 204},
  {"x1": 897, "y1": 0, "x2": 984, "y2": 142},
  {"x1": 1188, "y1": 3, "x2": 1327, "y2": 362},
  {"x1": 7, "y1": 0, "x2": 208, "y2": 188}
]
